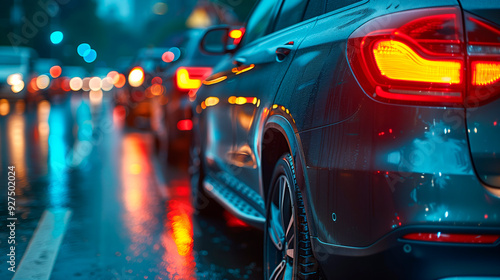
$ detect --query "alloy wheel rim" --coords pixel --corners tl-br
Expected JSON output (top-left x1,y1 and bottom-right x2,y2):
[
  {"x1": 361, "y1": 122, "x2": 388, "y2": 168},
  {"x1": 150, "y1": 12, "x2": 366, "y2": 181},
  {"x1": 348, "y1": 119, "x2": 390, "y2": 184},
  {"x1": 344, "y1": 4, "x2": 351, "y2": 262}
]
[{"x1": 267, "y1": 174, "x2": 295, "y2": 280}]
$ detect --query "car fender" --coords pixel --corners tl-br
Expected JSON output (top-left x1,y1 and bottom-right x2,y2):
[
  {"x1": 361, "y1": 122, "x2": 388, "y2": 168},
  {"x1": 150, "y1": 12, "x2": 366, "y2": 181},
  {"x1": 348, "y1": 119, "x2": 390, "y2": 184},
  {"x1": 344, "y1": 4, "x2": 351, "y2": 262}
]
[{"x1": 263, "y1": 112, "x2": 319, "y2": 238}]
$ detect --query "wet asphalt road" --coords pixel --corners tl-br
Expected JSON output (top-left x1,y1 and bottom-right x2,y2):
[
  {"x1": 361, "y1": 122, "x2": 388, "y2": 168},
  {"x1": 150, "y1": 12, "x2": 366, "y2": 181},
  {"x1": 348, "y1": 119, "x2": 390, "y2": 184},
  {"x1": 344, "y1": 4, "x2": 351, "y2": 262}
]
[{"x1": 0, "y1": 94, "x2": 263, "y2": 280}]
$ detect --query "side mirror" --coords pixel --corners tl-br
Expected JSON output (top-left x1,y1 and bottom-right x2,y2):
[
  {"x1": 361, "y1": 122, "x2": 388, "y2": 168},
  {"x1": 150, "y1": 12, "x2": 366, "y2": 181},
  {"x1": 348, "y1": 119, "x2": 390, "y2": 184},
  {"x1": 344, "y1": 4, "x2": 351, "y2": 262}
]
[{"x1": 200, "y1": 26, "x2": 244, "y2": 55}]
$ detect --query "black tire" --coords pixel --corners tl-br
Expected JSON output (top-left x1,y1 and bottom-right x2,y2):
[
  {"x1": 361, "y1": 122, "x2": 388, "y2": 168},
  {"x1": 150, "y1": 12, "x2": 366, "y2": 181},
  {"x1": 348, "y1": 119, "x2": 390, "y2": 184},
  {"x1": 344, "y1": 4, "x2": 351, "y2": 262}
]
[{"x1": 264, "y1": 154, "x2": 319, "y2": 280}]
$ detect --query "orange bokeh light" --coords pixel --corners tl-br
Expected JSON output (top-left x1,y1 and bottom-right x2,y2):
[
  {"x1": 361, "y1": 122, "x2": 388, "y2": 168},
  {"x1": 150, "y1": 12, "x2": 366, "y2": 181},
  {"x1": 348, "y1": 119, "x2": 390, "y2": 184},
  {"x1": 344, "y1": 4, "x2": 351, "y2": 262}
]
[
  {"x1": 115, "y1": 74, "x2": 126, "y2": 88},
  {"x1": 50, "y1": 65, "x2": 62, "y2": 78}
]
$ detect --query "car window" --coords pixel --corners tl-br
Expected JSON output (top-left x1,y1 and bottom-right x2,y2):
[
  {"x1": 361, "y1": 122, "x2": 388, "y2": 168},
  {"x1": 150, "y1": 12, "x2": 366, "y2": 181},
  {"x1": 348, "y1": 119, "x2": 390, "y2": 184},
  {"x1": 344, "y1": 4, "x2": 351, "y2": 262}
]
[
  {"x1": 273, "y1": 0, "x2": 310, "y2": 31},
  {"x1": 326, "y1": 0, "x2": 363, "y2": 12},
  {"x1": 242, "y1": 0, "x2": 281, "y2": 45},
  {"x1": 303, "y1": 0, "x2": 325, "y2": 20}
]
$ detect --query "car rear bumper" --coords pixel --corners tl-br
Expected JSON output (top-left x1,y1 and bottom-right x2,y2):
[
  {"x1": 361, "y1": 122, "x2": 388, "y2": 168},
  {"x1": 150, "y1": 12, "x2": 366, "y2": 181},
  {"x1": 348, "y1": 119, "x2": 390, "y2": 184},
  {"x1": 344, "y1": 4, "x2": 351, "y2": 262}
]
[{"x1": 312, "y1": 226, "x2": 500, "y2": 279}]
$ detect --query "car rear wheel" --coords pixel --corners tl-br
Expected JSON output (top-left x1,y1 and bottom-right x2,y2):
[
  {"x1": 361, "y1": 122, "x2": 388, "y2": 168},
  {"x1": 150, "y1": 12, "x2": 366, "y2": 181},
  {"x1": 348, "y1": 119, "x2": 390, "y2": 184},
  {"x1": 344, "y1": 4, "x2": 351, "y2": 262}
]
[{"x1": 265, "y1": 154, "x2": 319, "y2": 280}]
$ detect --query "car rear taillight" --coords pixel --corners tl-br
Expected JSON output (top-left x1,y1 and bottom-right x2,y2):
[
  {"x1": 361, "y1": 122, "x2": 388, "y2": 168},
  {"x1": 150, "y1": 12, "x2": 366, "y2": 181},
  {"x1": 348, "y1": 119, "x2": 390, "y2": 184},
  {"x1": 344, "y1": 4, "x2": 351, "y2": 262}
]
[
  {"x1": 465, "y1": 13, "x2": 500, "y2": 106},
  {"x1": 348, "y1": 7, "x2": 466, "y2": 105},
  {"x1": 177, "y1": 119, "x2": 193, "y2": 131},
  {"x1": 348, "y1": 7, "x2": 500, "y2": 107},
  {"x1": 403, "y1": 232, "x2": 500, "y2": 244},
  {"x1": 175, "y1": 67, "x2": 212, "y2": 91}
]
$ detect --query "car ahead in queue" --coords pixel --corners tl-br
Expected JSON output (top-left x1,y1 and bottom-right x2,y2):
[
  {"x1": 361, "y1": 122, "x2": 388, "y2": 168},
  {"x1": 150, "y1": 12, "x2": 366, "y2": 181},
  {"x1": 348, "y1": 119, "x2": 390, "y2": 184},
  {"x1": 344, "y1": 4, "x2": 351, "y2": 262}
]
[
  {"x1": 190, "y1": 0, "x2": 500, "y2": 279},
  {"x1": 122, "y1": 48, "x2": 170, "y2": 129},
  {"x1": 152, "y1": 28, "x2": 238, "y2": 165}
]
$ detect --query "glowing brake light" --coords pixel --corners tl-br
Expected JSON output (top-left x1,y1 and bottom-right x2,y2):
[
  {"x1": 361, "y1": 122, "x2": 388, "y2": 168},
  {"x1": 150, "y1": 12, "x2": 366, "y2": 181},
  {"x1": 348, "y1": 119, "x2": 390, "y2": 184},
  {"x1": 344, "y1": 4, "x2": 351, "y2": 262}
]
[
  {"x1": 472, "y1": 62, "x2": 500, "y2": 86},
  {"x1": 465, "y1": 13, "x2": 500, "y2": 106},
  {"x1": 175, "y1": 67, "x2": 212, "y2": 91},
  {"x1": 373, "y1": 40, "x2": 462, "y2": 84},
  {"x1": 348, "y1": 7, "x2": 500, "y2": 106},
  {"x1": 403, "y1": 233, "x2": 500, "y2": 244},
  {"x1": 348, "y1": 7, "x2": 466, "y2": 105}
]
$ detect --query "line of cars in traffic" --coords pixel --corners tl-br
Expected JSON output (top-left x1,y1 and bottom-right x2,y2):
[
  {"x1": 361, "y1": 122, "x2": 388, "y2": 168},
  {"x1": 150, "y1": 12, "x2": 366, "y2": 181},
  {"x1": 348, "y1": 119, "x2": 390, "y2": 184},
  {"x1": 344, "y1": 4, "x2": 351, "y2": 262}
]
[
  {"x1": 2, "y1": 0, "x2": 499, "y2": 277},
  {"x1": 0, "y1": 45, "x2": 125, "y2": 108}
]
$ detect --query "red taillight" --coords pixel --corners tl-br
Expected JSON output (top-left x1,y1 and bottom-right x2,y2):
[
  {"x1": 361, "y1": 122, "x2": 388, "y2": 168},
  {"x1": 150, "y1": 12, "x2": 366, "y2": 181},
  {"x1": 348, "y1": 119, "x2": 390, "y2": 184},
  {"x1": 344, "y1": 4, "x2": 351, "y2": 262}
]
[
  {"x1": 348, "y1": 7, "x2": 500, "y2": 107},
  {"x1": 348, "y1": 7, "x2": 466, "y2": 105},
  {"x1": 177, "y1": 119, "x2": 193, "y2": 131},
  {"x1": 465, "y1": 13, "x2": 500, "y2": 106},
  {"x1": 175, "y1": 67, "x2": 212, "y2": 91},
  {"x1": 403, "y1": 233, "x2": 500, "y2": 244}
]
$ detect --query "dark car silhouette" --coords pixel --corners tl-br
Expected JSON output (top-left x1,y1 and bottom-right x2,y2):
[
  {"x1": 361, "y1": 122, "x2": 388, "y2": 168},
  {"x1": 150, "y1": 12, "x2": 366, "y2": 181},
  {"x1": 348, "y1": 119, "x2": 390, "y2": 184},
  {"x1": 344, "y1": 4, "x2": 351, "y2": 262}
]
[{"x1": 191, "y1": 0, "x2": 500, "y2": 279}]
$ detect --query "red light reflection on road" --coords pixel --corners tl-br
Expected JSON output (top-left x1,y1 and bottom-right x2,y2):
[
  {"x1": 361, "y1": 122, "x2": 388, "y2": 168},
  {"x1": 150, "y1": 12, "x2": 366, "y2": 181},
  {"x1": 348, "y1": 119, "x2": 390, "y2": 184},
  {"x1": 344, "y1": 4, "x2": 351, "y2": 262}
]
[
  {"x1": 161, "y1": 179, "x2": 196, "y2": 279},
  {"x1": 121, "y1": 134, "x2": 157, "y2": 250},
  {"x1": 167, "y1": 200, "x2": 193, "y2": 256}
]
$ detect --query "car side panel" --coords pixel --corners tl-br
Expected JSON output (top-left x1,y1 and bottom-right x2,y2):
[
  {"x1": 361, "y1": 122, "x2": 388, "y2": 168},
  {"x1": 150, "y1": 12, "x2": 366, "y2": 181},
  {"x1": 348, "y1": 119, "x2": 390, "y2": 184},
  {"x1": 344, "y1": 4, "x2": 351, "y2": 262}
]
[{"x1": 272, "y1": 0, "x2": 499, "y2": 247}]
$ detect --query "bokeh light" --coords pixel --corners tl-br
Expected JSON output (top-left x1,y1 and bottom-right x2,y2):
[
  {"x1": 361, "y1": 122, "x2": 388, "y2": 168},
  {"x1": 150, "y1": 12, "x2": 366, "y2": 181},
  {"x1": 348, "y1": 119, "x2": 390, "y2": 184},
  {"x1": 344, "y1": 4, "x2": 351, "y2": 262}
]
[
  {"x1": 77, "y1": 43, "x2": 91, "y2": 57},
  {"x1": 107, "y1": 71, "x2": 120, "y2": 84},
  {"x1": 69, "y1": 77, "x2": 83, "y2": 91},
  {"x1": 162, "y1": 51, "x2": 175, "y2": 63},
  {"x1": 101, "y1": 77, "x2": 114, "y2": 91},
  {"x1": 7, "y1": 73, "x2": 22, "y2": 86},
  {"x1": 115, "y1": 74, "x2": 126, "y2": 88},
  {"x1": 89, "y1": 77, "x2": 102, "y2": 91},
  {"x1": 50, "y1": 65, "x2": 62, "y2": 78},
  {"x1": 28, "y1": 78, "x2": 38, "y2": 93},
  {"x1": 84, "y1": 49, "x2": 97, "y2": 63},
  {"x1": 152, "y1": 2, "x2": 168, "y2": 15},
  {"x1": 7, "y1": 74, "x2": 24, "y2": 93},
  {"x1": 11, "y1": 81, "x2": 25, "y2": 93},
  {"x1": 152, "y1": 77, "x2": 162, "y2": 85},
  {"x1": 128, "y1": 67, "x2": 145, "y2": 87},
  {"x1": 61, "y1": 78, "x2": 71, "y2": 91},
  {"x1": 50, "y1": 31, "x2": 64, "y2": 44},
  {"x1": 15, "y1": 100, "x2": 25, "y2": 114},
  {"x1": 36, "y1": 75, "x2": 50, "y2": 90},
  {"x1": 82, "y1": 77, "x2": 91, "y2": 91},
  {"x1": 169, "y1": 47, "x2": 181, "y2": 60},
  {"x1": 0, "y1": 99, "x2": 10, "y2": 116},
  {"x1": 150, "y1": 84, "x2": 164, "y2": 96},
  {"x1": 89, "y1": 90, "x2": 103, "y2": 104}
]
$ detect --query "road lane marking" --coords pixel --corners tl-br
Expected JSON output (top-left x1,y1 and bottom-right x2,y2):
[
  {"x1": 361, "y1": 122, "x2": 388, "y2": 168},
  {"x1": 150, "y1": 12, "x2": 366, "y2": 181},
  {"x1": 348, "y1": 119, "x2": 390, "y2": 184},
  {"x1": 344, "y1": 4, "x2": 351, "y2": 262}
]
[
  {"x1": 152, "y1": 154, "x2": 170, "y2": 200},
  {"x1": 13, "y1": 208, "x2": 72, "y2": 280}
]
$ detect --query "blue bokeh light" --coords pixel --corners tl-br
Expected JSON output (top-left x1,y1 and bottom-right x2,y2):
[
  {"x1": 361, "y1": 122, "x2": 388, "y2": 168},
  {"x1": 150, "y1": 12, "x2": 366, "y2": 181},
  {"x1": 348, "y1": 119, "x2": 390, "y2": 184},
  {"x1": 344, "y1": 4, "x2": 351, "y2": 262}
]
[
  {"x1": 169, "y1": 47, "x2": 181, "y2": 61},
  {"x1": 83, "y1": 49, "x2": 97, "y2": 63},
  {"x1": 50, "y1": 31, "x2": 64, "y2": 44},
  {"x1": 77, "y1": 43, "x2": 91, "y2": 57}
]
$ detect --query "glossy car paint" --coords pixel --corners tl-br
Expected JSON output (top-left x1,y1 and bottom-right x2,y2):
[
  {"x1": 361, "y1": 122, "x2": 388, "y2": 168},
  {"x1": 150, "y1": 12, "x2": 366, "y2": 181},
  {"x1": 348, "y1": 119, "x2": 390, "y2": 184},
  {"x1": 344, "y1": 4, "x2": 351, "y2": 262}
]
[
  {"x1": 194, "y1": 0, "x2": 500, "y2": 278},
  {"x1": 457, "y1": 0, "x2": 500, "y2": 188}
]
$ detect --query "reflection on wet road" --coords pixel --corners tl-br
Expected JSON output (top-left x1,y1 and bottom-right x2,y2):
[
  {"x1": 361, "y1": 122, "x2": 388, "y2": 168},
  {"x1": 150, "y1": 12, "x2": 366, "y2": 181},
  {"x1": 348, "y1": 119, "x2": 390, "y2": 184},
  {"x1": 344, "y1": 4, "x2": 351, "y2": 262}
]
[{"x1": 0, "y1": 94, "x2": 262, "y2": 279}]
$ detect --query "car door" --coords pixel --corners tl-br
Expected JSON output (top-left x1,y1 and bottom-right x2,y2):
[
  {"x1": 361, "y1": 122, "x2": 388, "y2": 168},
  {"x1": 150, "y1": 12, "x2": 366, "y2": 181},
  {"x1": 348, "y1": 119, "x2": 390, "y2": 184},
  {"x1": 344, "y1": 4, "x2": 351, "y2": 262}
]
[
  {"x1": 199, "y1": 0, "x2": 283, "y2": 181},
  {"x1": 229, "y1": 0, "x2": 317, "y2": 195}
]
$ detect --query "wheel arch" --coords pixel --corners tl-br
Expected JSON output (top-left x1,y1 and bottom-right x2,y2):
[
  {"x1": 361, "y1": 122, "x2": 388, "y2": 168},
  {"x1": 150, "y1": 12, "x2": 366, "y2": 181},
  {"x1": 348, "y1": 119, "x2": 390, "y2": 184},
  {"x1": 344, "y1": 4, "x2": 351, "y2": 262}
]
[{"x1": 261, "y1": 114, "x2": 318, "y2": 238}]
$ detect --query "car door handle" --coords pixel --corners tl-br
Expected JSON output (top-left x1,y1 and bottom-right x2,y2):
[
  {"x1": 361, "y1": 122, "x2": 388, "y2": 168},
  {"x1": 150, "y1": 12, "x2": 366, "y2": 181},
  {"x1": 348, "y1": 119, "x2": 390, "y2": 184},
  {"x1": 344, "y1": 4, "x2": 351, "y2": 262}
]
[
  {"x1": 234, "y1": 57, "x2": 247, "y2": 66},
  {"x1": 276, "y1": 46, "x2": 293, "y2": 62}
]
